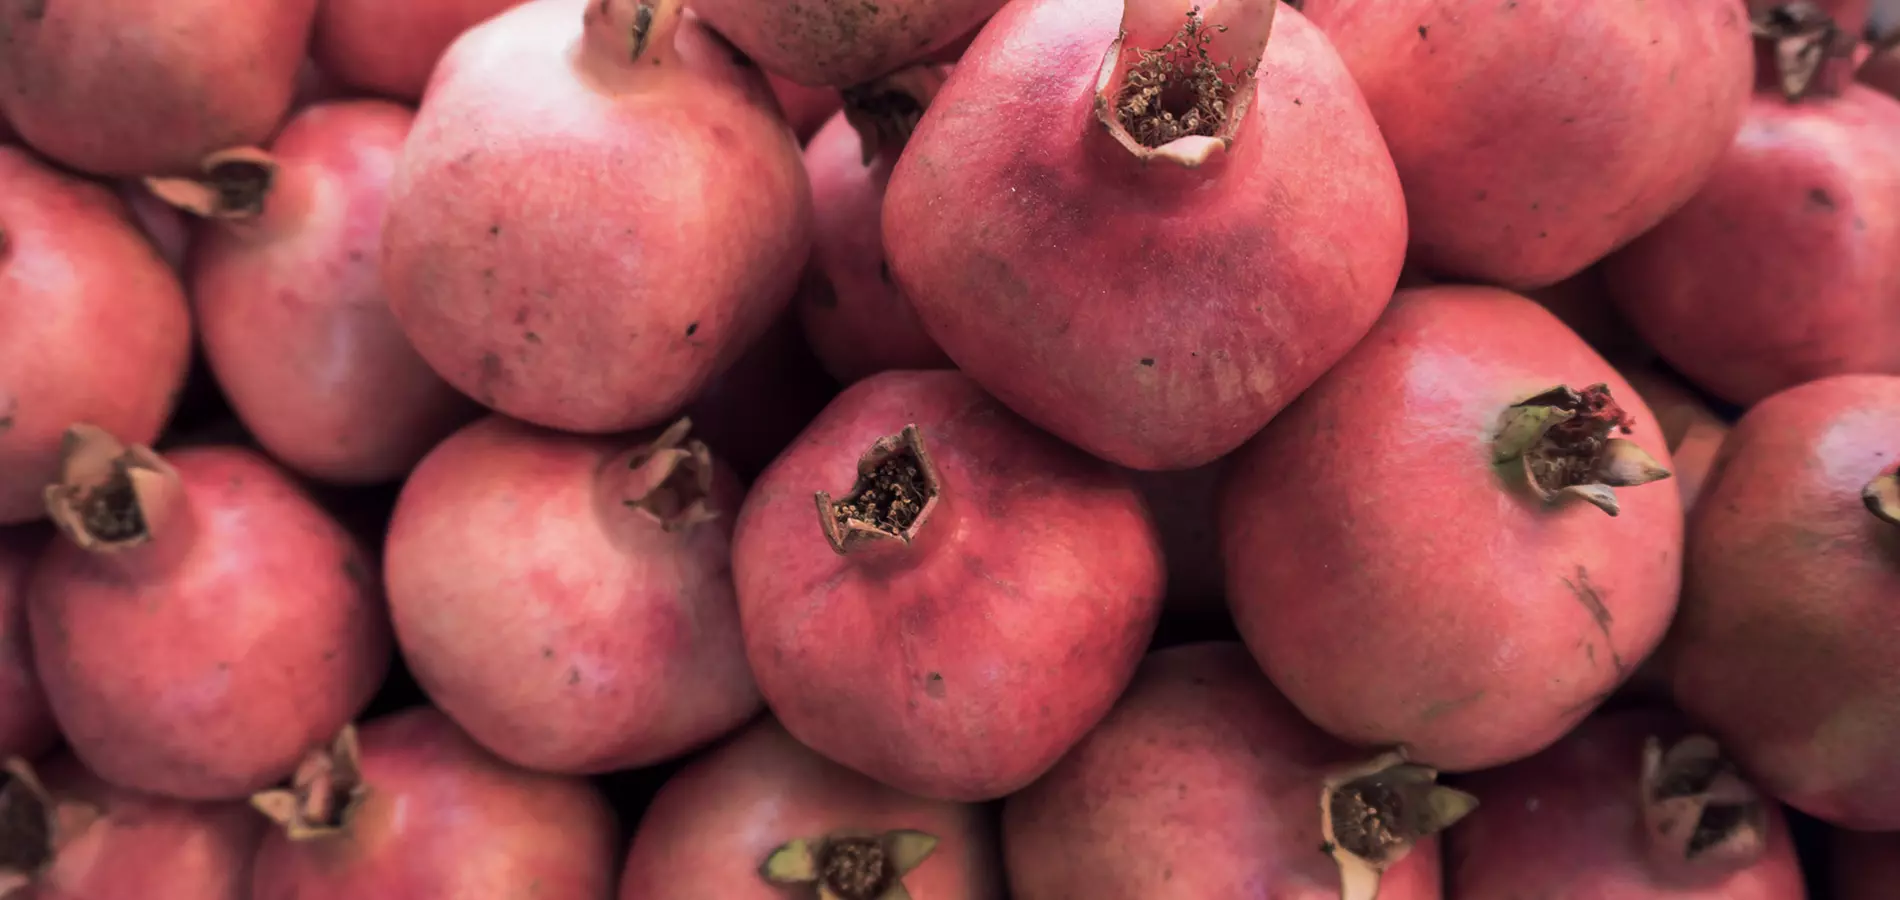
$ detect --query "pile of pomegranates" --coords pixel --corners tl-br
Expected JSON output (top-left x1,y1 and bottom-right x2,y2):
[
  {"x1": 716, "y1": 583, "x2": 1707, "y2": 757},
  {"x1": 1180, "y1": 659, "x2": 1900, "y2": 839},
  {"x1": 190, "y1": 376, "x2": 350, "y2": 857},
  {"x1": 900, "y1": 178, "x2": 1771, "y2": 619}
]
[{"x1": 7, "y1": 0, "x2": 1900, "y2": 894}]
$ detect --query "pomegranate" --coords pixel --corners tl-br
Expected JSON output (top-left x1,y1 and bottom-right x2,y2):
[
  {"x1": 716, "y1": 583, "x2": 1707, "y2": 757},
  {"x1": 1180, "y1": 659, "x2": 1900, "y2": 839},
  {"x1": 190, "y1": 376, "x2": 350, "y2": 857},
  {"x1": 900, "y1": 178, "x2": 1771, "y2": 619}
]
[
  {"x1": 884, "y1": 0, "x2": 1407, "y2": 471},
  {"x1": 1622, "y1": 364, "x2": 1732, "y2": 515},
  {"x1": 799, "y1": 66, "x2": 956, "y2": 385},
  {"x1": 26, "y1": 426, "x2": 391, "y2": 801},
  {"x1": 733, "y1": 370, "x2": 1165, "y2": 800},
  {"x1": 313, "y1": 0, "x2": 526, "y2": 101},
  {"x1": 0, "y1": 147, "x2": 193, "y2": 525},
  {"x1": 619, "y1": 717, "x2": 1002, "y2": 899},
  {"x1": 145, "y1": 101, "x2": 478, "y2": 486},
  {"x1": 684, "y1": 311, "x2": 840, "y2": 483},
  {"x1": 1667, "y1": 373, "x2": 1900, "y2": 829},
  {"x1": 1447, "y1": 708, "x2": 1806, "y2": 899},
  {"x1": 0, "y1": 755, "x2": 263, "y2": 899},
  {"x1": 1605, "y1": 7, "x2": 1900, "y2": 407},
  {"x1": 688, "y1": 0, "x2": 1003, "y2": 87},
  {"x1": 0, "y1": 0, "x2": 317, "y2": 177},
  {"x1": 114, "y1": 182, "x2": 192, "y2": 273},
  {"x1": 1834, "y1": 829, "x2": 1900, "y2": 899},
  {"x1": 768, "y1": 73, "x2": 845, "y2": 143},
  {"x1": 384, "y1": 415, "x2": 759, "y2": 773},
  {"x1": 0, "y1": 528, "x2": 52, "y2": 760},
  {"x1": 382, "y1": 0, "x2": 811, "y2": 434},
  {"x1": 1297, "y1": 0, "x2": 1751, "y2": 289},
  {"x1": 1005, "y1": 642, "x2": 1458, "y2": 900},
  {"x1": 249, "y1": 708, "x2": 619, "y2": 899},
  {"x1": 1220, "y1": 285, "x2": 1682, "y2": 773}
]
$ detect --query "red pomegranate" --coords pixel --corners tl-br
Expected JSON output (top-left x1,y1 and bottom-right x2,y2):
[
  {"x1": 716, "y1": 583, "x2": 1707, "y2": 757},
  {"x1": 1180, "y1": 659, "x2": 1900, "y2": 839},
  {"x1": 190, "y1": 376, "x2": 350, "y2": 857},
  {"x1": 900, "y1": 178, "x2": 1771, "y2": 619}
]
[
  {"x1": 0, "y1": 754, "x2": 263, "y2": 899},
  {"x1": 1605, "y1": 6, "x2": 1900, "y2": 407},
  {"x1": 145, "y1": 101, "x2": 478, "y2": 485},
  {"x1": 1297, "y1": 0, "x2": 1752, "y2": 289},
  {"x1": 1005, "y1": 642, "x2": 1456, "y2": 899},
  {"x1": 26, "y1": 427, "x2": 391, "y2": 801},
  {"x1": 251, "y1": 708, "x2": 620, "y2": 899},
  {"x1": 1221, "y1": 285, "x2": 1682, "y2": 773},
  {"x1": 1667, "y1": 373, "x2": 1900, "y2": 829},
  {"x1": 883, "y1": 0, "x2": 1406, "y2": 470},
  {"x1": 0, "y1": 528, "x2": 52, "y2": 760},
  {"x1": 0, "y1": 147, "x2": 193, "y2": 525},
  {"x1": 689, "y1": 0, "x2": 1002, "y2": 87},
  {"x1": 799, "y1": 66, "x2": 956, "y2": 385},
  {"x1": 0, "y1": 0, "x2": 317, "y2": 177},
  {"x1": 384, "y1": 415, "x2": 760, "y2": 774},
  {"x1": 313, "y1": 0, "x2": 526, "y2": 101},
  {"x1": 733, "y1": 370, "x2": 1165, "y2": 800},
  {"x1": 619, "y1": 717, "x2": 1003, "y2": 898},
  {"x1": 1622, "y1": 364, "x2": 1732, "y2": 515},
  {"x1": 1834, "y1": 828, "x2": 1900, "y2": 899},
  {"x1": 382, "y1": 0, "x2": 811, "y2": 434},
  {"x1": 1448, "y1": 708, "x2": 1806, "y2": 898}
]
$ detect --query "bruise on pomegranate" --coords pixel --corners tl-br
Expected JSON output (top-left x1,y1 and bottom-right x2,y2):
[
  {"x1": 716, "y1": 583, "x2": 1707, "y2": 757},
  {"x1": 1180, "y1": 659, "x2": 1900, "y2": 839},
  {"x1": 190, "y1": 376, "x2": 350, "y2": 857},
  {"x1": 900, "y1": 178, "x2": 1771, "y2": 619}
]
[
  {"x1": 1493, "y1": 384, "x2": 1672, "y2": 517},
  {"x1": 1115, "y1": 8, "x2": 1247, "y2": 147},
  {"x1": 1320, "y1": 751, "x2": 1476, "y2": 900},
  {"x1": 815, "y1": 424, "x2": 942, "y2": 553},
  {"x1": 760, "y1": 828, "x2": 940, "y2": 900}
]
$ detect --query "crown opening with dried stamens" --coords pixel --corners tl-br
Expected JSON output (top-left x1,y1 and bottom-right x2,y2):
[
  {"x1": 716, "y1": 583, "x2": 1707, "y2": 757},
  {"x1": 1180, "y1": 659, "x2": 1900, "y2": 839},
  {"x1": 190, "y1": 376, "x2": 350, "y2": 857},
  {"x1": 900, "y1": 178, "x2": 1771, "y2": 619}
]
[
  {"x1": 41, "y1": 424, "x2": 183, "y2": 553},
  {"x1": 143, "y1": 148, "x2": 279, "y2": 221},
  {"x1": 250, "y1": 726, "x2": 369, "y2": 842},
  {"x1": 760, "y1": 828, "x2": 939, "y2": 900},
  {"x1": 1493, "y1": 384, "x2": 1672, "y2": 517},
  {"x1": 1640, "y1": 735, "x2": 1771, "y2": 883},
  {"x1": 1750, "y1": 1, "x2": 1856, "y2": 101},
  {"x1": 1321, "y1": 751, "x2": 1478, "y2": 900},
  {"x1": 841, "y1": 66, "x2": 950, "y2": 165},
  {"x1": 1092, "y1": 0, "x2": 1276, "y2": 167},
  {"x1": 814, "y1": 425, "x2": 943, "y2": 555},
  {"x1": 616, "y1": 418, "x2": 720, "y2": 533}
]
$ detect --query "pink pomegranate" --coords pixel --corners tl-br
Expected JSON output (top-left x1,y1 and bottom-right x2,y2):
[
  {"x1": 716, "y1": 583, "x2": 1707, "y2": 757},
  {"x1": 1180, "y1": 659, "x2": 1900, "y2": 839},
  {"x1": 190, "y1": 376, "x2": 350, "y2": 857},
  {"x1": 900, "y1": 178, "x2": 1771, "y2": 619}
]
[
  {"x1": 1297, "y1": 0, "x2": 1751, "y2": 289},
  {"x1": 26, "y1": 427, "x2": 391, "y2": 801},
  {"x1": 382, "y1": 0, "x2": 811, "y2": 434},
  {"x1": 683, "y1": 310, "x2": 841, "y2": 483},
  {"x1": 1605, "y1": 13, "x2": 1900, "y2": 407},
  {"x1": 249, "y1": 708, "x2": 619, "y2": 899},
  {"x1": 1006, "y1": 642, "x2": 1456, "y2": 899},
  {"x1": 0, "y1": 528, "x2": 52, "y2": 760},
  {"x1": 384, "y1": 415, "x2": 760, "y2": 773},
  {"x1": 114, "y1": 182, "x2": 193, "y2": 273},
  {"x1": 689, "y1": 0, "x2": 1003, "y2": 87},
  {"x1": 1667, "y1": 373, "x2": 1900, "y2": 829},
  {"x1": 768, "y1": 73, "x2": 845, "y2": 143},
  {"x1": 0, "y1": 146, "x2": 193, "y2": 525},
  {"x1": 145, "y1": 101, "x2": 478, "y2": 486},
  {"x1": 620, "y1": 717, "x2": 1003, "y2": 898},
  {"x1": 1447, "y1": 708, "x2": 1806, "y2": 899},
  {"x1": 884, "y1": 0, "x2": 1406, "y2": 471},
  {"x1": 733, "y1": 370, "x2": 1166, "y2": 800},
  {"x1": 313, "y1": 0, "x2": 525, "y2": 101},
  {"x1": 1221, "y1": 285, "x2": 1683, "y2": 773},
  {"x1": 0, "y1": 0, "x2": 317, "y2": 177},
  {"x1": 799, "y1": 66, "x2": 955, "y2": 385},
  {"x1": 1622, "y1": 364, "x2": 1732, "y2": 515},
  {"x1": 1834, "y1": 829, "x2": 1900, "y2": 899},
  {"x1": 0, "y1": 755, "x2": 263, "y2": 899}
]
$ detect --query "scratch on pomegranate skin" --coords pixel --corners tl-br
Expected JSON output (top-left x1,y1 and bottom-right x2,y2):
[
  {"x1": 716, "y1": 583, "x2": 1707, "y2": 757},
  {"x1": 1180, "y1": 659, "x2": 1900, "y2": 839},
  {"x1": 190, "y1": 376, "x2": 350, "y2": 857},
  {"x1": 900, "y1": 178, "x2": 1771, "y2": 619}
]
[
  {"x1": 1420, "y1": 688, "x2": 1486, "y2": 723},
  {"x1": 1563, "y1": 565, "x2": 1626, "y2": 676}
]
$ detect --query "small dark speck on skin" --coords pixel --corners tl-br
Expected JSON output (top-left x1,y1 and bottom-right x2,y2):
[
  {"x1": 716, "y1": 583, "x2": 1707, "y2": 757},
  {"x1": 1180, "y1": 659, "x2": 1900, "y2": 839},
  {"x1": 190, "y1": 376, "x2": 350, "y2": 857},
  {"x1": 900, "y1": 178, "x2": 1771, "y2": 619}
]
[
  {"x1": 1561, "y1": 116, "x2": 1576, "y2": 125},
  {"x1": 1418, "y1": 24, "x2": 1429, "y2": 38},
  {"x1": 216, "y1": 661, "x2": 230, "y2": 673},
  {"x1": 926, "y1": 672, "x2": 946, "y2": 698},
  {"x1": 525, "y1": 331, "x2": 541, "y2": 343},
  {"x1": 1475, "y1": 189, "x2": 1489, "y2": 201},
  {"x1": 1293, "y1": 97, "x2": 1303, "y2": 106},
  {"x1": 568, "y1": 667, "x2": 581, "y2": 685},
  {"x1": 542, "y1": 646, "x2": 555, "y2": 659},
  {"x1": 1139, "y1": 358, "x2": 1155, "y2": 367},
  {"x1": 685, "y1": 321, "x2": 698, "y2": 337},
  {"x1": 1808, "y1": 187, "x2": 1836, "y2": 210},
  {"x1": 0, "y1": 414, "x2": 12, "y2": 434},
  {"x1": 322, "y1": 649, "x2": 337, "y2": 662},
  {"x1": 488, "y1": 224, "x2": 502, "y2": 238},
  {"x1": 1538, "y1": 230, "x2": 1549, "y2": 239}
]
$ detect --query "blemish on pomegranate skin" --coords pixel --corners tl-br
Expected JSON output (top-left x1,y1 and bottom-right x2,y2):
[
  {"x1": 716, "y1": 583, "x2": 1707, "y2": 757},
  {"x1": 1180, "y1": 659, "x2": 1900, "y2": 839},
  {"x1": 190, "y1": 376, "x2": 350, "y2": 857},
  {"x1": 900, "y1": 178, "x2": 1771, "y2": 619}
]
[
  {"x1": 1808, "y1": 187, "x2": 1836, "y2": 210},
  {"x1": 21, "y1": 0, "x2": 47, "y2": 21},
  {"x1": 685, "y1": 321, "x2": 699, "y2": 336},
  {"x1": 1139, "y1": 358, "x2": 1155, "y2": 367},
  {"x1": 925, "y1": 672, "x2": 946, "y2": 698}
]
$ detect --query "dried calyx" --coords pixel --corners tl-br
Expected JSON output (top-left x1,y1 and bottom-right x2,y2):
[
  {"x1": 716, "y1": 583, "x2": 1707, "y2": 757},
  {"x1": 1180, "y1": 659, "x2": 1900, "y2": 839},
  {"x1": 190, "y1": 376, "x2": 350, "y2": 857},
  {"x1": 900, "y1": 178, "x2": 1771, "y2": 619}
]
[
  {"x1": 1493, "y1": 384, "x2": 1671, "y2": 517},
  {"x1": 584, "y1": 0, "x2": 685, "y2": 69},
  {"x1": 1321, "y1": 751, "x2": 1478, "y2": 900},
  {"x1": 0, "y1": 758, "x2": 99, "y2": 899},
  {"x1": 42, "y1": 424, "x2": 179, "y2": 551},
  {"x1": 760, "y1": 829, "x2": 939, "y2": 900},
  {"x1": 619, "y1": 418, "x2": 720, "y2": 532},
  {"x1": 815, "y1": 424, "x2": 942, "y2": 555},
  {"x1": 250, "y1": 726, "x2": 368, "y2": 841},
  {"x1": 1094, "y1": 0, "x2": 1277, "y2": 166},
  {"x1": 841, "y1": 66, "x2": 950, "y2": 165},
  {"x1": 1750, "y1": 1, "x2": 1856, "y2": 101},
  {"x1": 1640, "y1": 735, "x2": 1770, "y2": 884},
  {"x1": 1861, "y1": 466, "x2": 1900, "y2": 526},
  {"x1": 143, "y1": 148, "x2": 278, "y2": 220}
]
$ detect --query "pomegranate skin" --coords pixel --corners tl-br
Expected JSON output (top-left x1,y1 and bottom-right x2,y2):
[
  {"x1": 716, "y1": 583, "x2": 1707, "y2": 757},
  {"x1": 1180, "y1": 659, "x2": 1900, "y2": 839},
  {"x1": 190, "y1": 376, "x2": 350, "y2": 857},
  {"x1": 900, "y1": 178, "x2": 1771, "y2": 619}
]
[
  {"x1": 767, "y1": 74, "x2": 843, "y2": 143},
  {"x1": 0, "y1": 527, "x2": 53, "y2": 759},
  {"x1": 1667, "y1": 374, "x2": 1900, "y2": 829},
  {"x1": 184, "y1": 101, "x2": 478, "y2": 485},
  {"x1": 1220, "y1": 286, "x2": 1683, "y2": 773},
  {"x1": 9, "y1": 754, "x2": 264, "y2": 900},
  {"x1": 1834, "y1": 829, "x2": 1900, "y2": 900},
  {"x1": 1005, "y1": 642, "x2": 1443, "y2": 900},
  {"x1": 1299, "y1": 0, "x2": 1752, "y2": 289},
  {"x1": 313, "y1": 0, "x2": 525, "y2": 101},
  {"x1": 1447, "y1": 707, "x2": 1807, "y2": 899},
  {"x1": 27, "y1": 444, "x2": 392, "y2": 801},
  {"x1": 0, "y1": 0, "x2": 317, "y2": 177},
  {"x1": 689, "y1": 0, "x2": 1003, "y2": 87},
  {"x1": 1603, "y1": 87, "x2": 1900, "y2": 408},
  {"x1": 383, "y1": 415, "x2": 761, "y2": 774},
  {"x1": 0, "y1": 148, "x2": 192, "y2": 525},
  {"x1": 619, "y1": 717, "x2": 1003, "y2": 898},
  {"x1": 799, "y1": 111, "x2": 953, "y2": 385},
  {"x1": 884, "y1": 2, "x2": 1406, "y2": 471},
  {"x1": 733, "y1": 370, "x2": 1166, "y2": 801},
  {"x1": 251, "y1": 707, "x2": 620, "y2": 900},
  {"x1": 382, "y1": 0, "x2": 812, "y2": 434}
]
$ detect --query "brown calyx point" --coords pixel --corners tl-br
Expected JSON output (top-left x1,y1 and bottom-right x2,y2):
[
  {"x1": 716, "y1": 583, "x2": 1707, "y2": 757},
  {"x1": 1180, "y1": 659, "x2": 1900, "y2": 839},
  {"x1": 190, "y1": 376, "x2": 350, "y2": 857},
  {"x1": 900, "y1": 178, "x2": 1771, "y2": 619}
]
[
  {"x1": 1321, "y1": 750, "x2": 1478, "y2": 900},
  {"x1": 1493, "y1": 384, "x2": 1671, "y2": 518},
  {"x1": 250, "y1": 726, "x2": 367, "y2": 842},
  {"x1": 0, "y1": 758, "x2": 100, "y2": 898},
  {"x1": 815, "y1": 424, "x2": 942, "y2": 555},
  {"x1": 1093, "y1": 0, "x2": 1276, "y2": 166},
  {"x1": 142, "y1": 147, "x2": 278, "y2": 220},
  {"x1": 1640, "y1": 735, "x2": 1770, "y2": 883},
  {"x1": 1116, "y1": 9, "x2": 1242, "y2": 147},
  {"x1": 42, "y1": 424, "x2": 179, "y2": 552},
  {"x1": 620, "y1": 418, "x2": 720, "y2": 532},
  {"x1": 841, "y1": 66, "x2": 950, "y2": 165},
  {"x1": 584, "y1": 0, "x2": 684, "y2": 69},
  {"x1": 1861, "y1": 469, "x2": 1900, "y2": 526},
  {"x1": 1750, "y1": 1, "x2": 1856, "y2": 100},
  {"x1": 759, "y1": 829, "x2": 939, "y2": 900}
]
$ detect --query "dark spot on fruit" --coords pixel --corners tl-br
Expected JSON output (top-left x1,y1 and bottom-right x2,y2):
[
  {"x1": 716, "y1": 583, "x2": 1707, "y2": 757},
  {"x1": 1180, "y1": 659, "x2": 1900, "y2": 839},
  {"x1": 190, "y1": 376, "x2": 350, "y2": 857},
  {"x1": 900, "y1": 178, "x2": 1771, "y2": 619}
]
[
  {"x1": 476, "y1": 352, "x2": 505, "y2": 403},
  {"x1": 878, "y1": 261, "x2": 894, "y2": 285},
  {"x1": 216, "y1": 661, "x2": 229, "y2": 673},
  {"x1": 1293, "y1": 97, "x2": 1302, "y2": 105},
  {"x1": 541, "y1": 646, "x2": 554, "y2": 659},
  {"x1": 711, "y1": 124, "x2": 737, "y2": 147},
  {"x1": 1139, "y1": 358, "x2": 1155, "y2": 367},
  {"x1": 21, "y1": 0, "x2": 47, "y2": 21},
  {"x1": 1808, "y1": 187, "x2": 1836, "y2": 209},
  {"x1": 348, "y1": 250, "x2": 364, "y2": 264},
  {"x1": 1418, "y1": 24, "x2": 1429, "y2": 38},
  {"x1": 1561, "y1": 116, "x2": 1576, "y2": 124},
  {"x1": 1564, "y1": 566, "x2": 1627, "y2": 675},
  {"x1": 925, "y1": 672, "x2": 946, "y2": 697},
  {"x1": 322, "y1": 649, "x2": 337, "y2": 662},
  {"x1": 1475, "y1": 189, "x2": 1488, "y2": 201},
  {"x1": 568, "y1": 667, "x2": 581, "y2": 685},
  {"x1": 488, "y1": 224, "x2": 502, "y2": 237},
  {"x1": 524, "y1": 331, "x2": 541, "y2": 343},
  {"x1": 1538, "y1": 230, "x2": 1549, "y2": 239},
  {"x1": 685, "y1": 321, "x2": 698, "y2": 336},
  {"x1": 481, "y1": 267, "x2": 496, "y2": 282},
  {"x1": 1530, "y1": 201, "x2": 1540, "y2": 211}
]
